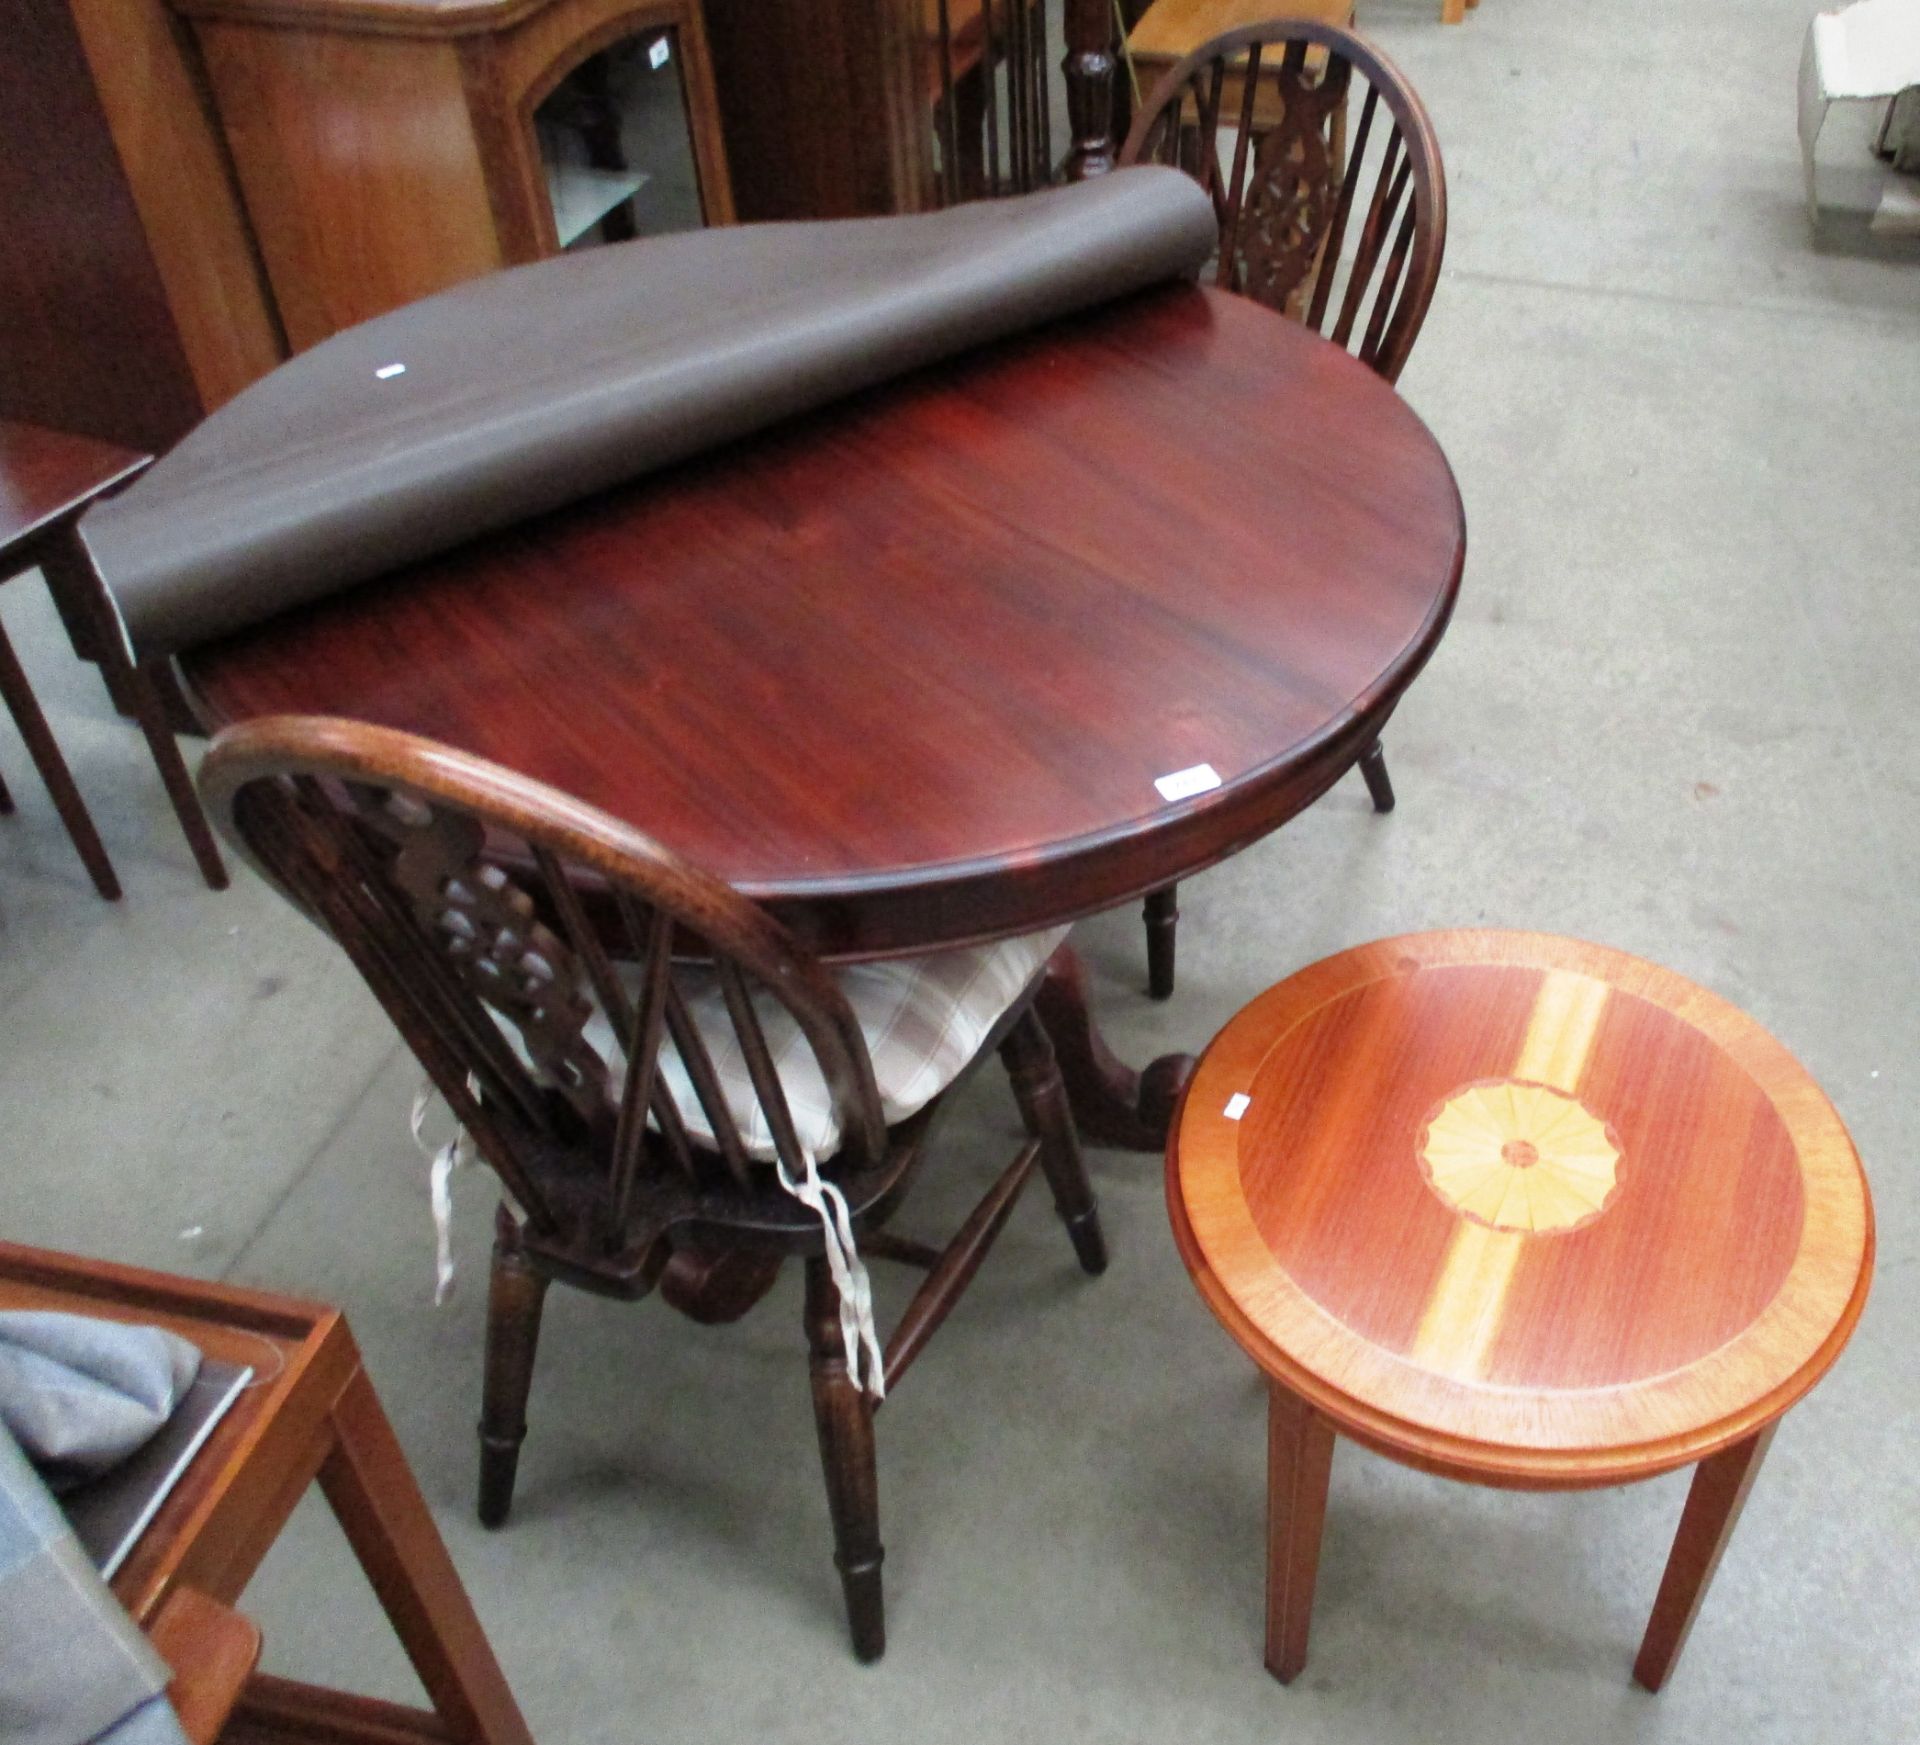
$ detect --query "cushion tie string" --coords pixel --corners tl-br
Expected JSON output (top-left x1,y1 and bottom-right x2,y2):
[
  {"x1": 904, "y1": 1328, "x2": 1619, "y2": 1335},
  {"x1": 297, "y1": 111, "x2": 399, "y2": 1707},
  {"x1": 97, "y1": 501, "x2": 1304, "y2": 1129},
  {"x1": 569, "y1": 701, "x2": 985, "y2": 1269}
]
[
  {"x1": 774, "y1": 1145, "x2": 886, "y2": 1400},
  {"x1": 410, "y1": 1079, "x2": 480, "y2": 1305},
  {"x1": 409, "y1": 1081, "x2": 883, "y2": 1399}
]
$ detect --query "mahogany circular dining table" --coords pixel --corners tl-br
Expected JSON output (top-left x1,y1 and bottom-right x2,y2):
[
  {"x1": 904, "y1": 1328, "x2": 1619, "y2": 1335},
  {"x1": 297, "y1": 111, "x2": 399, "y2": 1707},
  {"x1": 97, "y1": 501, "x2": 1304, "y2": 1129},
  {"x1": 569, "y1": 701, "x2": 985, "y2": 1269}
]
[{"x1": 181, "y1": 281, "x2": 1466, "y2": 1148}]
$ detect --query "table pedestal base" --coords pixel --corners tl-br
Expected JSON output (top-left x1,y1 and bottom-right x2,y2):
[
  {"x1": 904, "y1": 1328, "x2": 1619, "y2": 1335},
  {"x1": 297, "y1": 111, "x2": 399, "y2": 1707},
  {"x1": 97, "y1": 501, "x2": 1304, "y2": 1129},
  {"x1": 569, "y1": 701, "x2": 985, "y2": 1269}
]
[
  {"x1": 1035, "y1": 944, "x2": 1193, "y2": 1151},
  {"x1": 1262, "y1": 1381, "x2": 1779, "y2": 1692}
]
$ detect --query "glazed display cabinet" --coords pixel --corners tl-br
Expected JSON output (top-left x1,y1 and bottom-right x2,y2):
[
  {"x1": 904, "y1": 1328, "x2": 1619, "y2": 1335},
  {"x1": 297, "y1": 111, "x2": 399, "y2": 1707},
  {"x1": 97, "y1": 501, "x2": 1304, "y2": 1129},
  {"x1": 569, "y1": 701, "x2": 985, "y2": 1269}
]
[{"x1": 174, "y1": 0, "x2": 736, "y2": 350}]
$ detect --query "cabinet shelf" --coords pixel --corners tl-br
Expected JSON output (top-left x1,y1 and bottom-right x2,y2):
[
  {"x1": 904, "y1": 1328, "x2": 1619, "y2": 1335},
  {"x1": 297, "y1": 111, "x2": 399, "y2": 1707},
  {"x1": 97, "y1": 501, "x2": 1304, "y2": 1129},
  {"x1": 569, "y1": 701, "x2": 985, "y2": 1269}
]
[{"x1": 545, "y1": 165, "x2": 651, "y2": 247}]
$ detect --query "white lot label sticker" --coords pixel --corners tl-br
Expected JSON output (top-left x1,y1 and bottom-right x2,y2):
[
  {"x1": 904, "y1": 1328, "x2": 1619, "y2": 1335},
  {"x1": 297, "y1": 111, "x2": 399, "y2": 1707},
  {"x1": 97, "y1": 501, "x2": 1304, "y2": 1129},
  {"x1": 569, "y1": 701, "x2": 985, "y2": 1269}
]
[
  {"x1": 374, "y1": 363, "x2": 407, "y2": 380},
  {"x1": 1154, "y1": 762, "x2": 1222, "y2": 803},
  {"x1": 1223, "y1": 1093, "x2": 1251, "y2": 1121},
  {"x1": 649, "y1": 36, "x2": 672, "y2": 68}
]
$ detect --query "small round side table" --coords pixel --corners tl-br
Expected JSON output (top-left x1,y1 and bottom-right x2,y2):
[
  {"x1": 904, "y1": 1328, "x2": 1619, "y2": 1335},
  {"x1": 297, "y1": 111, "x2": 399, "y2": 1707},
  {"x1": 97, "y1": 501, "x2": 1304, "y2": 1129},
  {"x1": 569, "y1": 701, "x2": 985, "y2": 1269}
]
[{"x1": 1168, "y1": 930, "x2": 1873, "y2": 1691}]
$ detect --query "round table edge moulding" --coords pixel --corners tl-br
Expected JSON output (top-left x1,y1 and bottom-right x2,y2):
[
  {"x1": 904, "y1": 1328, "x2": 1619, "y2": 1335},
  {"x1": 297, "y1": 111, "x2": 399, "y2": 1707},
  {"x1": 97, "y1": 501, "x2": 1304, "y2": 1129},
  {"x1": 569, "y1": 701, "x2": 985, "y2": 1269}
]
[{"x1": 1165, "y1": 929, "x2": 1875, "y2": 1489}]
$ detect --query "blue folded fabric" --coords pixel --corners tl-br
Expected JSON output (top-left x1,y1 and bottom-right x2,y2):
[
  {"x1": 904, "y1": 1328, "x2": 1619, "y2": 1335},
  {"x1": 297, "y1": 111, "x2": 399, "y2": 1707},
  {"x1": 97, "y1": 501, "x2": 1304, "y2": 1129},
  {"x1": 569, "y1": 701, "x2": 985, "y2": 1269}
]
[
  {"x1": 0, "y1": 1425, "x2": 188, "y2": 1745},
  {"x1": 0, "y1": 1313, "x2": 201, "y2": 1494}
]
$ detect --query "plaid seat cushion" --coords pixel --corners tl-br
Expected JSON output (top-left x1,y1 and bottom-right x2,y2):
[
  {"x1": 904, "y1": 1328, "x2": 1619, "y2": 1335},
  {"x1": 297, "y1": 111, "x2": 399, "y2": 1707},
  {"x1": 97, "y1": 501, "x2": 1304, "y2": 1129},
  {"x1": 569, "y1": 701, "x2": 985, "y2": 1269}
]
[{"x1": 586, "y1": 926, "x2": 1067, "y2": 1162}]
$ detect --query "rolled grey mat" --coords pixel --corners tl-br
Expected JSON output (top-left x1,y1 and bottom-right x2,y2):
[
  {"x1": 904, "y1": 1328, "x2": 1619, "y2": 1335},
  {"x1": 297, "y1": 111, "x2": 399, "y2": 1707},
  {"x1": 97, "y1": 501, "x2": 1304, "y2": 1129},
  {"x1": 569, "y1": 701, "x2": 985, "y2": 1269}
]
[{"x1": 88, "y1": 167, "x2": 1218, "y2": 657}]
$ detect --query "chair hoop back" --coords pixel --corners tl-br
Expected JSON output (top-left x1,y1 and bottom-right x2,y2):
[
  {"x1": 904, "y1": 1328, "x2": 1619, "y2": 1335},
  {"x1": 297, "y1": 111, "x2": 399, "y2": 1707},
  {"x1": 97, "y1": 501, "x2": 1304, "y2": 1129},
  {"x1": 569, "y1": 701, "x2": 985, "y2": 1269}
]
[
  {"x1": 199, "y1": 716, "x2": 888, "y2": 1252},
  {"x1": 1119, "y1": 20, "x2": 1447, "y2": 383}
]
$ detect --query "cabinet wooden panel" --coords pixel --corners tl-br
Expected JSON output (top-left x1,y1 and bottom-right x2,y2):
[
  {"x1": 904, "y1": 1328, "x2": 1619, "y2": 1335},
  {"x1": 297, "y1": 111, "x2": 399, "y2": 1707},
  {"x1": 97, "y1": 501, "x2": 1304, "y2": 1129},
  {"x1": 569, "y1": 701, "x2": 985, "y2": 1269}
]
[
  {"x1": 0, "y1": 2, "x2": 284, "y2": 452},
  {"x1": 65, "y1": 0, "x2": 286, "y2": 413},
  {"x1": 701, "y1": 0, "x2": 932, "y2": 220},
  {"x1": 179, "y1": 0, "x2": 737, "y2": 351},
  {"x1": 0, "y1": 2, "x2": 209, "y2": 452}
]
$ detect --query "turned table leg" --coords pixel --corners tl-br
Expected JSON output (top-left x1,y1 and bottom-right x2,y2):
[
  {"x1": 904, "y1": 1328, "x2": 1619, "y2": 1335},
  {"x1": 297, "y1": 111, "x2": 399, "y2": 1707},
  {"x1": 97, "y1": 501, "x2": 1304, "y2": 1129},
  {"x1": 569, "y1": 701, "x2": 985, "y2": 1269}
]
[
  {"x1": 1034, "y1": 941, "x2": 1194, "y2": 1151},
  {"x1": 1266, "y1": 1383, "x2": 1336, "y2": 1684},
  {"x1": 1633, "y1": 1425, "x2": 1776, "y2": 1691}
]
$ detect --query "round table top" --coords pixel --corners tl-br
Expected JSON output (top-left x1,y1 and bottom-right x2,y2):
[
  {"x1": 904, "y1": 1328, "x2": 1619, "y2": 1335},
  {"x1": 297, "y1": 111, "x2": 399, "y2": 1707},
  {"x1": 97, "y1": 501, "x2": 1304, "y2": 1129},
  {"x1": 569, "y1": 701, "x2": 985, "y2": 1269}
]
[
  {"x1": 1168, "y1": 931, "x2": 1873, "y2": 1487},
  {"x1": 184, "y1": 285, "x2": 1464, "y2": 958}
]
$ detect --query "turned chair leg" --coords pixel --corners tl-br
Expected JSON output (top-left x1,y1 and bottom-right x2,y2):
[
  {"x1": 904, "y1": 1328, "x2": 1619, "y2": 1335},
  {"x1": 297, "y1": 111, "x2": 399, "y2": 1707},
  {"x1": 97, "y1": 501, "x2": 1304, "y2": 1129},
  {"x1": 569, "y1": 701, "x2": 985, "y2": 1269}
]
[
  {"x1": 804, "y1": 1255, "x2": 885, "y2": 1661},
  {"x1": 1358, "y1": 741, "x2": 1395, "y2": 814},
  {"x1": 0, "y1": 617, "x2": 120, "y2": 899},
  {"x1": 477, "y1": 1208, "x2": 549, "y2": 1529},
  {"x1": 1143, "y1": 884, "x2": 1179, "y2": 999},
  {"x1": 999, "y1": 1006, "x2": 1108, "y2": 1275}
]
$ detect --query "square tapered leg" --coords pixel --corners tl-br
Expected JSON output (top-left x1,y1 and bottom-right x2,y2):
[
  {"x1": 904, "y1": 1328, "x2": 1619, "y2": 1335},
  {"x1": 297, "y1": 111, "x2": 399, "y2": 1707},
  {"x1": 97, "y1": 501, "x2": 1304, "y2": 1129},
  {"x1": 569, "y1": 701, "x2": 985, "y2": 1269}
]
[{"x1": 1266, "y1": 1382, "x2": 1336, "y2": 1684}]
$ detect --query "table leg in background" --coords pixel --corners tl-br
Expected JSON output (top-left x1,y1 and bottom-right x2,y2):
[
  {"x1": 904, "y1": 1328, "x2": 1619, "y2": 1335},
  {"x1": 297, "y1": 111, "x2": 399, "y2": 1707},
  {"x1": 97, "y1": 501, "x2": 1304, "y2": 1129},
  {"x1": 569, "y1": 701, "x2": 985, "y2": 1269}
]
[
  {"x1": 1034, "y1": 942, "x2": 1194, "y2": 1151},
  {"x1": 0, "y1": 613, "x2": 120, "y2": 897},
  {"x1": 39, "y1": 532, "x2": 228, "y2": 890}
]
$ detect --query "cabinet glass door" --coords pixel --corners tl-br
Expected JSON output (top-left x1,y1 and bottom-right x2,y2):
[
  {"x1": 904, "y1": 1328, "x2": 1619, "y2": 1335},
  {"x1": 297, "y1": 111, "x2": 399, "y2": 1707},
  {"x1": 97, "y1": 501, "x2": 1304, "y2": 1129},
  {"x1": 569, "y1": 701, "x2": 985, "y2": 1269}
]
[{"x1": 536, "y1": 29, "x2": 707, "y2": 250}]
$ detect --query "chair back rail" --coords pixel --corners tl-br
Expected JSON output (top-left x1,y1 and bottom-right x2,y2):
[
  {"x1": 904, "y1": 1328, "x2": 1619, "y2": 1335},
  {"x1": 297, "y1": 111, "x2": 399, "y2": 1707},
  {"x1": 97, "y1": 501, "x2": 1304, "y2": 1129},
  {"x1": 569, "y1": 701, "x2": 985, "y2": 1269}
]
[
  {"x1": 1119, "y1": 20, "x2": 1446, "y2": 383},
  {"x1": 199, "y1": 716, "x2": 888, "y2": 1263}
]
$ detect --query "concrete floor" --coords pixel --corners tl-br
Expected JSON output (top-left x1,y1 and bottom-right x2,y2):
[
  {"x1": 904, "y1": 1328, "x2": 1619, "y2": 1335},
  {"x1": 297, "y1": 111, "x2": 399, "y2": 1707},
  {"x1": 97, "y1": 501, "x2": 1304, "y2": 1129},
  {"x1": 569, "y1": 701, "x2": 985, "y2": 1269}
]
[{"x1": 3, "y1": 0, "x2": 1917, "y2": 1739}]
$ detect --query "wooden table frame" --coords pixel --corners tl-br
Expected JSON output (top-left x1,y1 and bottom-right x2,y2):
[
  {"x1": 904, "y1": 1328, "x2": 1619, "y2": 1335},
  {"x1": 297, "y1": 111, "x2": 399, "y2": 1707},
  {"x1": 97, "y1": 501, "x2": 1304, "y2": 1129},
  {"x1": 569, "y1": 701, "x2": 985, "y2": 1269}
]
[
  {"x1": 180, "y1": 286, "x2": 1465, "y2": 1155},
  {"x1": 0, "y1": 421, "x2": 227, "y2": 895},
  {"x1": 1170, "y1": 931, "x2": 1874, "y2": 1692},
  {"x1": 1264, "y1": 1385, "x2": 1777, "y2": 1691},
  {"x1": 0, "y1": 1242, "x2": 532, "y2": 1745}
]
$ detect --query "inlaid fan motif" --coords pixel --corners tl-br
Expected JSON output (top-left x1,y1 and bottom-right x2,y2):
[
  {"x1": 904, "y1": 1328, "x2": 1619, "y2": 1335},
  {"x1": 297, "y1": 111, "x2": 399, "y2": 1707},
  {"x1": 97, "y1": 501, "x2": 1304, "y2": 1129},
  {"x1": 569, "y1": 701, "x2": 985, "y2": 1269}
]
[{"x1": 1418, "y1": 1080, "x2": 1623, "y2": 1234}]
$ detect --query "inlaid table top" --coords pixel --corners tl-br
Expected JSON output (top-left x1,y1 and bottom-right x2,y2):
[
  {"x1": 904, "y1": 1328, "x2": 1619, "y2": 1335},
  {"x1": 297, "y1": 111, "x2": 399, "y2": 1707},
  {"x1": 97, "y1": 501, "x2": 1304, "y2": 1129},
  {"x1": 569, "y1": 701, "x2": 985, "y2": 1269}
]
[
  {"x1": 182, "y1": 283, "x2": 1465, "y2": 958},
  {"x1": 1169, "y1": 931, "x2": 1874, "y2": 1487}
]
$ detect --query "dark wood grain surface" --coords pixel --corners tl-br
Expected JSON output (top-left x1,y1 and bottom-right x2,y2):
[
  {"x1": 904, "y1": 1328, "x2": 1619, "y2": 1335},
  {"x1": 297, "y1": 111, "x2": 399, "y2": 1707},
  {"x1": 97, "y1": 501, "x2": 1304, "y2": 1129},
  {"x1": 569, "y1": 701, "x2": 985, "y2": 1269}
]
[
  {"x1": 0, "y1": 421, "x2": 150, "y2": 560},
  {"x1": 0, "y1": 2, "x2": 206, "y2": 456},
  {"x1": 186, "y1": 284, "x2": 1464, "y2": 957}
]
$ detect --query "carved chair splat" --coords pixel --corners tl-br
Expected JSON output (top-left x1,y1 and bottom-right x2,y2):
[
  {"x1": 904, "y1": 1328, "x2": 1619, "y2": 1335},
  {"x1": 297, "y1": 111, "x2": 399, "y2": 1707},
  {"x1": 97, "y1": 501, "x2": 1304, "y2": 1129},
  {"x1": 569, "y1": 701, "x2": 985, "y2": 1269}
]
[{"x1": 199, "y1": 714, "x2": 1105, "y2": 1662}]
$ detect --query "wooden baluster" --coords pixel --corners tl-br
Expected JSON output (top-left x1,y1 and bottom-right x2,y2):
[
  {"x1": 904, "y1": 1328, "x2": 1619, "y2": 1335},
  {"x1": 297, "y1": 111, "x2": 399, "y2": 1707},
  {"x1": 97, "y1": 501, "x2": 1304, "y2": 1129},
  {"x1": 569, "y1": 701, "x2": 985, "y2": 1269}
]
[
  {"x1": 1063, "y1": 0, "x2": 1118, "y2": 179},
  {"x1": 1305, "y1": 84, "x2": 1380, "y2": 334},
  {"x1": 1009, "y1": 0, "x2": 1031, "y2": 192},
  {"x1": 717, "y1": 962, "x2": 814, "y2": 1180},
  {"x1": 1159, "y1": 84, "x2": 1183, "y2": 170},
  {"x1": 1192, "y1": 58, "x2": 1230, "y2": 219},
  {"x1": 532, "y1": 845, "x2": 634, "y2": 1048},
  {"x1": 1343, "y1": 150, "x2": 1411, "y2": 346},
  {"x1": 1329, "y1": 128, "x2": 1406, "y2": 349},
  {"x1": 608, "y1": 891, "x2": 706, "y2": 1183},
  {"x1": 1028, "y1": 0, "x2": 1047, "y2": 187},
  {"x1": 661, "y1": 977, "x2": 755, "y2": 1188},
  {"x1": 607, "y1": 906, "x2": 673, "y2": 1243},
  {"x1": 647, "y1": 1071, "x2": 698, "y2": 1181},
  {"x1": 1359, "y1": 204, "x2": 1419, "y2": 375},
  {"x1": 534, "y1": 850, "x2": 708, "y2": 1183},
  {"x1": 1034, "y1": 0, "x2": 1053, "y2": 181},
  {"x1": 1216, "y1": 45, "x2": 1266, "y2": 277},
  {"x1": 935, "y1": 0, "x2": 958, "y2": 206},
  {"x1": 983, "y1": 0, "x2": 1003, "y2": 194}
]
